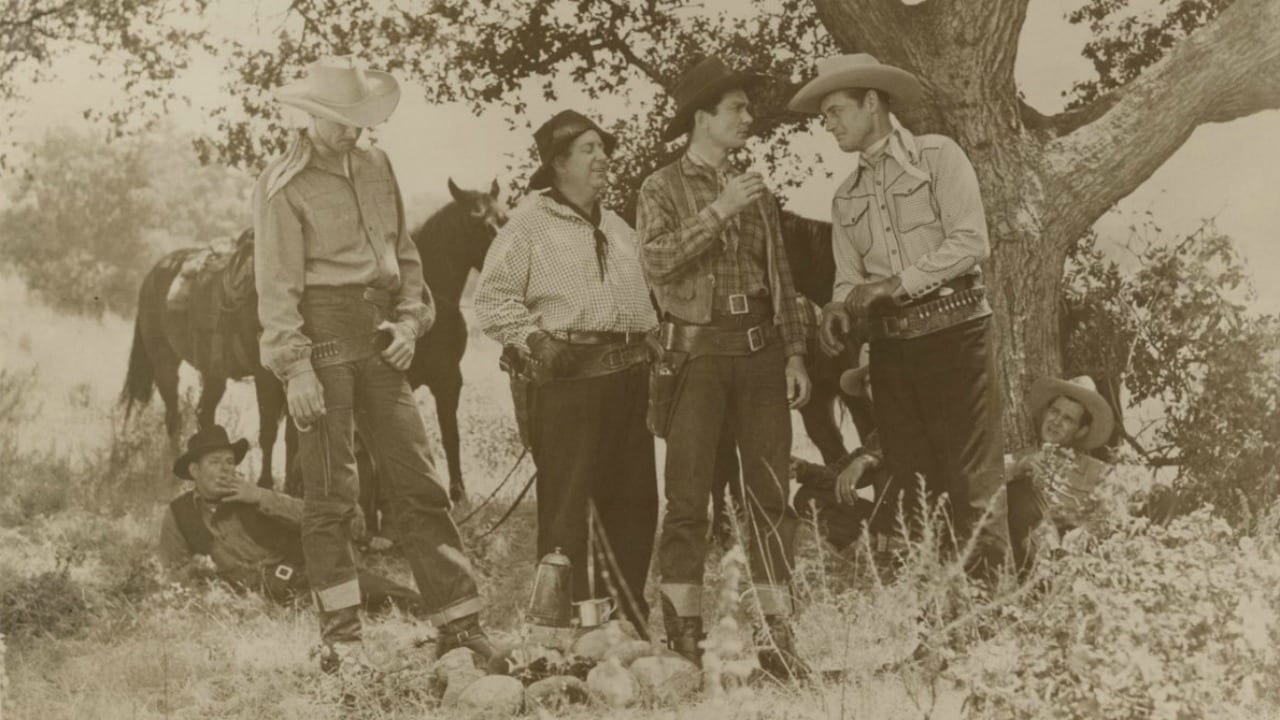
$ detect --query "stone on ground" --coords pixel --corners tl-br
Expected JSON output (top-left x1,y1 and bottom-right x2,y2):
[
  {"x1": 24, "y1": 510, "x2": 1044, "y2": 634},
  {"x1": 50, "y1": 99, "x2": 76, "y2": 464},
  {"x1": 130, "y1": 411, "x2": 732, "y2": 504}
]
[
  {"x1": 431, "y1": 647, "x2": 479, "y2": 683},
  {"x1": 526, "y1": 675, "x2": 590, "y2": 711},
  {"x1": 586, "y1": 657, "x2": 638, "y2": 708},
  {"x1": 456, "y1": 674, "x2": 525, "y2": 716},
  {"x1": 441, "y1": 667, "x2": 486, "y2": 706},
  {"x1": 631, "y1": 655, "x2": 702, "y2": 702},
  {"x1": 603, "y1": 639, "x2": 655, "y2": 667}
]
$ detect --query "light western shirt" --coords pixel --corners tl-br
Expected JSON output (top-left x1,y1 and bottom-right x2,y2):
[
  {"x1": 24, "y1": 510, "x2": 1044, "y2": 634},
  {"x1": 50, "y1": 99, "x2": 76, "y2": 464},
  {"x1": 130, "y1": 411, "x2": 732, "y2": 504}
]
[{"x1": 831, "y1": 126, "x2": 989, "y2": 303}]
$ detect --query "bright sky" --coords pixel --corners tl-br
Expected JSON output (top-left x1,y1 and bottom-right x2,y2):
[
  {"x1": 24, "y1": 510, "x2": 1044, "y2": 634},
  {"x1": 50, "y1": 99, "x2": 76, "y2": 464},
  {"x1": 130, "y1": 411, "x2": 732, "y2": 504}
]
[{"x1": 5, "y1": 0, "x2": 1279, "y2": 314}]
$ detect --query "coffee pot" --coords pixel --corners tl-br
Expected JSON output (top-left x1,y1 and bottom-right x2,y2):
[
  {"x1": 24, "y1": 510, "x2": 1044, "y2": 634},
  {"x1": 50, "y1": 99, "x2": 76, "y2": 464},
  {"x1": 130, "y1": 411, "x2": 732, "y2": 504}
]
[{"x1": 527, "y1": 547, "x2": 573, "y2": 627}]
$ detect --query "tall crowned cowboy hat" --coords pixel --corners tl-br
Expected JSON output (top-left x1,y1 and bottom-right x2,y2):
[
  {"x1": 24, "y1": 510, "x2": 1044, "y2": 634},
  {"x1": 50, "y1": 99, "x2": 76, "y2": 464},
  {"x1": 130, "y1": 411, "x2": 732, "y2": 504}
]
[
  {"x1": 528, "y1": 110, "x2": 618, "y2": 190},
  {"x1": 274, "y1": 56, "x2": 401, "y2": 128},
  {"x1": 661, "y1": 56, "x2": 768, "y2": 142},
  {"x1": 1027, "y1": 375, "x2": 1116, "y2": 451},
  {"x1": 787, "y1": 54, "x2": 923, "y2": 114},
  {"x1": 173, "y1": 425, "x2": 250, "y2": 481}
]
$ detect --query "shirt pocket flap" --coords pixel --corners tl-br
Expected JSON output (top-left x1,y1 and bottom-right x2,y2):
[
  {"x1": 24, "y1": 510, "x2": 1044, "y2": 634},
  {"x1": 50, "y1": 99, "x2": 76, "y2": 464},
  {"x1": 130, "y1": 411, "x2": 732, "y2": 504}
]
[
  {"x1": 838, "y1": 196, "x2": 870, "y2": 227},
  {"x1": 890, "y1": 175, "x2": 936, "y2": 234}
]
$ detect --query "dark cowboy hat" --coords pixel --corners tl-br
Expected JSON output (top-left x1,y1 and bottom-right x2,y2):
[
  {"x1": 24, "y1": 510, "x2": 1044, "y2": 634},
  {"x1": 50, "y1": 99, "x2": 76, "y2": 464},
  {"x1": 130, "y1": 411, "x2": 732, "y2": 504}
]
[
  {"x1": 528, "y1": 110, "x2": 618, "y2": 191},
  {"x1": 661, "y1": 56, "x2": 769, "y2": 143},
  {"x1": 1027, "y1": 375, "x2": 1115, "y2": 451},
  {"x1": 173, "y1": 424, "x2": 250, "y2": 481}
]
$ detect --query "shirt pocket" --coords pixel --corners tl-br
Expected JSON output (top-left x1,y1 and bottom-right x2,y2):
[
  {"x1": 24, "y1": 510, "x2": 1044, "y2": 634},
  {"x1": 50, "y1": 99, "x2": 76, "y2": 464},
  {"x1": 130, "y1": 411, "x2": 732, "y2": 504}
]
[
  {"x1": 303, "y1": 189, "x2": 361, "y2": 254},
  {"x1": 890, "y1": 175, "x2": 938, "y2": 234},
  {"x1": 836, "y1": 195, "x2": 873, "y2": 257}
]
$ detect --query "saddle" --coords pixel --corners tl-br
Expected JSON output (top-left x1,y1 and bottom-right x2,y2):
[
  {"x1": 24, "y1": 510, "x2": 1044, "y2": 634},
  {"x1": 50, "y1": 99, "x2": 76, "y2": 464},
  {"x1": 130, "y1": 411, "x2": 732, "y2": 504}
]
[{"x1": 164, "y1": 229, "x2": 260, "y2": 379}]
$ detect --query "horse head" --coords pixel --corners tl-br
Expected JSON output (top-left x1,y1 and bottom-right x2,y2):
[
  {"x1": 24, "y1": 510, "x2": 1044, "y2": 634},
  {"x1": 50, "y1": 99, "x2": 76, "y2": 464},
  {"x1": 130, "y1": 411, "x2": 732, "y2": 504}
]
[{"x1": 447, "y1": 177, "x2": 508, "y2": 271}]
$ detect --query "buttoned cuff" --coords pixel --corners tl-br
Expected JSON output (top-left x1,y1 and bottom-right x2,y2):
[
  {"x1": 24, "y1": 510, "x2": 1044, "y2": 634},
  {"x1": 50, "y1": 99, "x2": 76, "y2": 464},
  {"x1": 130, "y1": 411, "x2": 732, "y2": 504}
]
[
  {"x1": 278, "y1": 356, "x2": 315, "y2": 382},
  {"x1": 899, "y1": 266, "x2": 944, "y2": 299},
  {"x1": 698, "y1": 205, "x2": 726, "y2": 236}
]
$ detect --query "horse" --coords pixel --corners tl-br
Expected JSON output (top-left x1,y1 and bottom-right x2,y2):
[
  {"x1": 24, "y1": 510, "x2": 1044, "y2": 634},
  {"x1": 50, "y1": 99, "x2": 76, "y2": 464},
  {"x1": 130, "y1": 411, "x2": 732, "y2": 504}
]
[
  {"x1": 120, "y1": 229, "x2": 289, "y2": 489},
  {"x1": 405, "y1": 179, "x2": 508, "y2": 503},
  {"x1": 120, "y1": 179, "x2": 507, "y2": 501}
]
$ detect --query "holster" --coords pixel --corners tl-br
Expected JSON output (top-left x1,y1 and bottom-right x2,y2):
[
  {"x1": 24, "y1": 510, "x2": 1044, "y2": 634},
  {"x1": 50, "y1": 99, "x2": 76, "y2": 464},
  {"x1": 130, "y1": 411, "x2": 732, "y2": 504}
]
[
  {"x1": 499, "y1": 346, "x2": 535, "y2": 450},
  {"x1": 646, "y1": 349, "x2": 690, "y2": 439}
]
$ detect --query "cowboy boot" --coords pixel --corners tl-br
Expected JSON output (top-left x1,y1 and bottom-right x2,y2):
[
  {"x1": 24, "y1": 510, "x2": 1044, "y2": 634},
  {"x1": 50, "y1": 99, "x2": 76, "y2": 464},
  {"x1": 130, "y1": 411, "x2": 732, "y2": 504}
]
[
  {"x1": 661, "y1": 596, "x2": 705, "y2": 666},
  {"x1": 436, "y1": 613, "x2": 503, "y2": 671},
  {"x1": 756, "y1": 615, "x2": 810, "y2": 682}
]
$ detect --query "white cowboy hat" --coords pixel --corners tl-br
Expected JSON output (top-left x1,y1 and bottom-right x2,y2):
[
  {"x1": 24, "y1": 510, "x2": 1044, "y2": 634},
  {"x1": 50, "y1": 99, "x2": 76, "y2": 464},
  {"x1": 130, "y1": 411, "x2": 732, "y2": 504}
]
[
  {"x1": 1027, "y1": 375, "x2": 1115, "y2": 451},
  {"x1": 788, "y1": 54, "x2": 923, "y2": 114},
  {"x1": 274, "y1": 56, "x2": 401, "y2": 128}
]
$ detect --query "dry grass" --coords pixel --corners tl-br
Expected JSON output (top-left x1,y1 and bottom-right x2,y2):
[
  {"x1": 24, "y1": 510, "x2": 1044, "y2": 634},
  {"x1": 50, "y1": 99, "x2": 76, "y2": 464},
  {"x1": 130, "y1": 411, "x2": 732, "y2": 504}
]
[{"x1": 4, "y1": 273, "x2": 1280, "y2": 719}]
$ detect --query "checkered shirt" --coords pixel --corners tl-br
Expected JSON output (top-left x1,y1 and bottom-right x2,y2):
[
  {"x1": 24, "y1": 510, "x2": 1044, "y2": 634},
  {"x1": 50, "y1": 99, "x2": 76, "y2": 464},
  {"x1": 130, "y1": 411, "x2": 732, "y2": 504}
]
[
  {"x1": 636, "y1": 153, "x2": 808, "y2": 357},
  {"x1": 475, "y1": 192, "x2": 658, "y2": 351}
]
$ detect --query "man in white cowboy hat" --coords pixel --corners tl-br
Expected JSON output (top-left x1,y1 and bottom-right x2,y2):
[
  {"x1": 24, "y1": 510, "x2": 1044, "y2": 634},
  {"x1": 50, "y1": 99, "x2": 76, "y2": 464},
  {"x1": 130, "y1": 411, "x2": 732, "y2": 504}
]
[
  {"x1": 636, "y1": 55, "x2": 813, "y2": 681},
  {"x1": 1006, "y1": 375, "x2": 1116, "y2": 572},
  {"x1": 474, "y1": 109, "x2": 659, "y2": 634},
  {"x1": 789, "y1": 54, "x2": 1009, "y2": 577},
  {"x1": 253, "y1": 57, "x2": 495, "y2": 675}
]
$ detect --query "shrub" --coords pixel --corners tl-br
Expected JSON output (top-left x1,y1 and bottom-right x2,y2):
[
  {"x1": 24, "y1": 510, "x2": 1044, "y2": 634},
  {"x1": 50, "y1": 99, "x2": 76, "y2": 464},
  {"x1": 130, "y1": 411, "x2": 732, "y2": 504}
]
[{"x1": 0, "y1": 568, "x2": 90, "y2": 644}]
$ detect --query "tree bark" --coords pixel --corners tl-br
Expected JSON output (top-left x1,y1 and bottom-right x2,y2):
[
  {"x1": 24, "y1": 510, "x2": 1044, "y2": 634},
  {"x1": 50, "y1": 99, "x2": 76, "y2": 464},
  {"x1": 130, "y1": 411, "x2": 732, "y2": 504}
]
[{"x1": 810, "y1": 0, "x2": 1280, "y2": 445}]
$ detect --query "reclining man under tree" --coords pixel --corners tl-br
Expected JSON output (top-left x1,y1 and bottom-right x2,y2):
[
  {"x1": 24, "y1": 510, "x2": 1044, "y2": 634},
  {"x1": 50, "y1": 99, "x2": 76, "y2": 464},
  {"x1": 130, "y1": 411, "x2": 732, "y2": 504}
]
[{"x1": 157, "y1": 424, "x2": 427, "y2": 617}]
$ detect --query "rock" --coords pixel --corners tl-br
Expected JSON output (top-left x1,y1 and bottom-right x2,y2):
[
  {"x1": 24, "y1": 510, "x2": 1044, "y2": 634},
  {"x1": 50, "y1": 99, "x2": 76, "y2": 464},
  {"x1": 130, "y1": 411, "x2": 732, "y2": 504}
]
[
  {"x1": 456, "y1": 674, "x2": 525, "y2": 716},
  {"x1": 586, "y1": 657, "x2": 638, "y2": 708},
  {"x1": 602, "y1": 639, "x2": 655, "y2": 667},
  {"x1": 630, "y1": 655, "x2": 701, "y2": 702},
  {"x1": 571, "y1": 627, "x2": 615, "y2": 661},
  {"x1": 432, "y1": 647, "x2": 479, "y2": 683},
  {"x1": 442, "y1": 667, "x2": 486, "y2": 706},
  {"x1": 525, "y1": 675, "x2": 590, "y2": 711}
]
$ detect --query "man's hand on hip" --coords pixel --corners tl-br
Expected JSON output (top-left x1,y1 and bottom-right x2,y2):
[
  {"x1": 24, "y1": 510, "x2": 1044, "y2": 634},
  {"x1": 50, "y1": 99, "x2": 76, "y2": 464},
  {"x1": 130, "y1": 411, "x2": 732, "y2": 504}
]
[
  {"x1": 287, "y1": 370, "x2": 326, "y2": 428},
  {"x1": 785, "y1": 354, "x2": 811, "y2": 410},
  {"x1": 378, "y1": 320, "x2": 417, "y2": 371},
  {"x1": 844, "y1": 277, "x2": 902, "y2": 320}
]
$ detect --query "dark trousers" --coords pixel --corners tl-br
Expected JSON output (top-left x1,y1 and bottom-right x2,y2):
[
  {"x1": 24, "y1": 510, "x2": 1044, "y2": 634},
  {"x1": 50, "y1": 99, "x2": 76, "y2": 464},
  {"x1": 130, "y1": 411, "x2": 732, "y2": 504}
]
[
  {"x1": 658, "y1": 341, "x2": 797, "y2": 617},
  {"x1": 869, "y1": 317, "x2": 1009, "y2": 575},
  {"x1": 530, "y1": 363, "x2": 658, "y2": 631},
  {"x1": 297, "y1": 289, "x2": 482, "y2": 645}
]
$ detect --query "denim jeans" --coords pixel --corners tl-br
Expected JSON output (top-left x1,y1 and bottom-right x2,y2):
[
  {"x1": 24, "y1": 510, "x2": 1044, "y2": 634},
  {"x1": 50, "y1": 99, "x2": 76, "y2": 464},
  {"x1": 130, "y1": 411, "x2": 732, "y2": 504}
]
[
  {"x1": 297, "y1": 286, "x2": 482, "y2": 644},
  {"x1": 657, "y1": 340, "x2": 798, "y2": 618}
]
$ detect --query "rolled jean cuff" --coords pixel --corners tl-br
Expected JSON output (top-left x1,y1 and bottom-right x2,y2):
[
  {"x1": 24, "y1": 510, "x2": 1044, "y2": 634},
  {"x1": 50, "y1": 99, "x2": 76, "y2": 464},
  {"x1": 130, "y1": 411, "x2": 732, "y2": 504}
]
[
  {"x1": 660, "y1": 583, "x2": 702, "y2": 618},
  {"x1": 754, "y1": 583, "x2": 793, "y2": 616},
  {"x1": 315, "y1": 577, "x2": 362, "y2": 612},
  {"x1": 428, "y1": 595, "x2": 483, "y2": 627}
]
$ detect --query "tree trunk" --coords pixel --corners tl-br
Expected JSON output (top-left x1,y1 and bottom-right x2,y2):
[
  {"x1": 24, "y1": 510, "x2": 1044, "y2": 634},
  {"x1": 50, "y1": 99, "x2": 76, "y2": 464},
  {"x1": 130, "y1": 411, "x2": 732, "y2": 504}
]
[{"x1": 813, "y1": 0, "x2": 1280, "y2": 446}]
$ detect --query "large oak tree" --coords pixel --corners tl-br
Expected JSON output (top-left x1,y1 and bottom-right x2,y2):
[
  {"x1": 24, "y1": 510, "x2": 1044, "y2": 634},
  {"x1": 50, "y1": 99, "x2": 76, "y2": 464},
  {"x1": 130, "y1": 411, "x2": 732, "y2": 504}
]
[{"x1": 7, "y1": 0, "x2": 1277, "y2": 444}]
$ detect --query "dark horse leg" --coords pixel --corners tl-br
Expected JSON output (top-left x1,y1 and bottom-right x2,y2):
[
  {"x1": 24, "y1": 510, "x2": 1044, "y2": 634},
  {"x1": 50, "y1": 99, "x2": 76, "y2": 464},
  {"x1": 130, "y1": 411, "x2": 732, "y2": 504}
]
[
  {"x1": 196, "y1": 376, "x2": 226, "y2": 431},
  {"x1": 254, "y1": 370, "x2": 286, "y2": 490},
  {"x1": 432, "y1": 365, "x2": 466, "y2": 503},
  {"x1": 151, "y1": 344, "x2": 184, "y2": 452}
]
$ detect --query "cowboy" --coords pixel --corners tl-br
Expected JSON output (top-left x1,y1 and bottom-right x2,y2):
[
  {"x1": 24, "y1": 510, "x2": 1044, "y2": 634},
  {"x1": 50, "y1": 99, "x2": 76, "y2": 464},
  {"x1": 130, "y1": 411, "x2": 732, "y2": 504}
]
[
  {"x1": 252, "y1": 57, "x2": 494, "y2": 674},
  {"x1": 474, "y1": 110, "x2": 659, "y2": 633},
  {"x1": 636, "y1": 56, "x2": 813, "y2": 680},
  {"x1": 158, "y1": 425, "x2": 425, "y2": 615},
  {"x1": 791, "y1": 356, "x2": 894, "y2": 552},
  {"x1": 1006, "y1": 375, "x2": 1116, "y2": 573},
  {"x1": 790, "y1": 54, "x2": 1009, "y2": 576}
]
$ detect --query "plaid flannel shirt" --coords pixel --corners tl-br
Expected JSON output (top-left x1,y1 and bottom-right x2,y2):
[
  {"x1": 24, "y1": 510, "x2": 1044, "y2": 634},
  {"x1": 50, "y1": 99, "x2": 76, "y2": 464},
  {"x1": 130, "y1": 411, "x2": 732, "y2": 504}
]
[{"x1": 636, "y1": 153, "x2": 808, "y2": 357}]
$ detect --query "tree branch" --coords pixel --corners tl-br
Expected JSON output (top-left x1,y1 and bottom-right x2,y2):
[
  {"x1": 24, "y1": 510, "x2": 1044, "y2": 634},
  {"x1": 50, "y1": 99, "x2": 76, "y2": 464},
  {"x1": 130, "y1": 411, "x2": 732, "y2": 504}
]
[
  {"x1": 1043, "y1": 0, "x2": 1280, "y2": 243},
  {"x1": 1018, "y1": 93, "x2": 1119, "y2": 138}
]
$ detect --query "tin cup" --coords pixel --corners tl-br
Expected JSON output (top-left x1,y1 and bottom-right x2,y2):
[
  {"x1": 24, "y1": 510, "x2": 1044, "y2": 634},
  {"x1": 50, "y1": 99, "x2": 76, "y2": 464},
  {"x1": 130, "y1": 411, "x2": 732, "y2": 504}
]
[{"x1": 573, "y1": 597, "x2": 614, "y2": 628}]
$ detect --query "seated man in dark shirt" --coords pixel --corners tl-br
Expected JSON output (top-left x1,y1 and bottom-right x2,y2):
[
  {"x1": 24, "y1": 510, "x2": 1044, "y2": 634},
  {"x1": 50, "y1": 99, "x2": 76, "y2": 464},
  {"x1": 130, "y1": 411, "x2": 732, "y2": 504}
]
[
  {"x1": 792, "y1": 361, "x2": 897, "y2": 552},
  {"x1": 157, "y1": 424, "x2": 423, "y2": 615}
]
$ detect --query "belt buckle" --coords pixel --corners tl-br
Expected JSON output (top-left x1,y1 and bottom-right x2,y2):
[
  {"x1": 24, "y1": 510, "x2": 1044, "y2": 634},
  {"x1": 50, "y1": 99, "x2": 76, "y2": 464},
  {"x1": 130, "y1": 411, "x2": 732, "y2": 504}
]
[
  {"x1": 729, "y1": 293, "x2": 749, "y2": 315},
  {"x1": 274, "y1": 564, "x2": 294, "y2": 582},
  {"x1": 747, "y1": 326, "x2": 765, "y2": 352}
]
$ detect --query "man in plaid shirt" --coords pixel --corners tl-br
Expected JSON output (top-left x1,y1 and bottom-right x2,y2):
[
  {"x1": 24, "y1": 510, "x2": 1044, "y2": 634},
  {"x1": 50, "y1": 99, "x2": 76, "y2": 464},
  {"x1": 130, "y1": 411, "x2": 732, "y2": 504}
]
[
  {"x1": 475, "y1": 110, "x2": 659, "y2": 633},
  {"x1": 636, "y1": 57, "x2": 812, "y2": 681}
]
